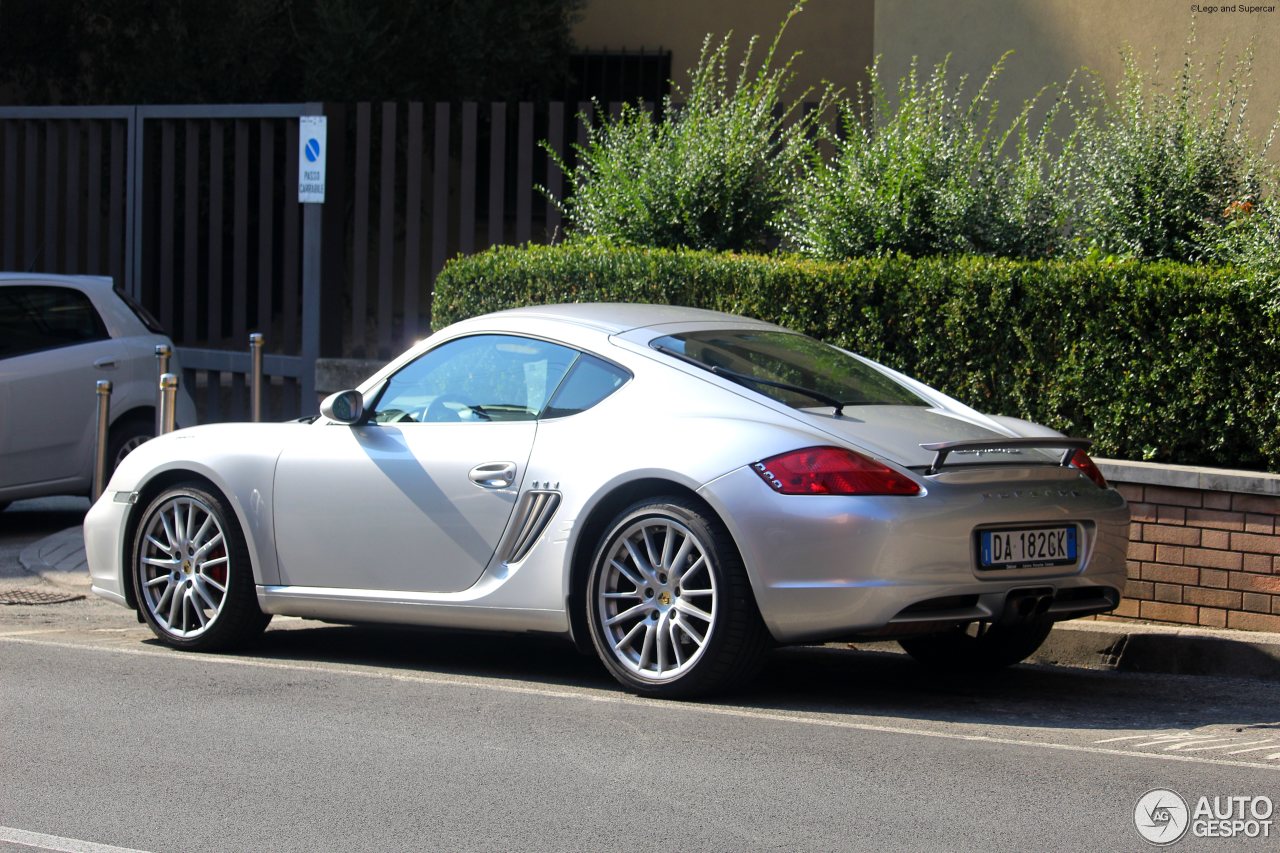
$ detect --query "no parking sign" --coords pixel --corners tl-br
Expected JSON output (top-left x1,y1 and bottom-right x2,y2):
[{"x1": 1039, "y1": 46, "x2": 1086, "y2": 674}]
[{"x1": 298, "y1": 116, "x2": 326, "y2": 203}]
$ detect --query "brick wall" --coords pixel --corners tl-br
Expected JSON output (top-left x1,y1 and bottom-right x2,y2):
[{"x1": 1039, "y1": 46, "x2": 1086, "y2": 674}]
[{"x1": 1096, "y1": 460, "x2": 1280, "y2": 633}]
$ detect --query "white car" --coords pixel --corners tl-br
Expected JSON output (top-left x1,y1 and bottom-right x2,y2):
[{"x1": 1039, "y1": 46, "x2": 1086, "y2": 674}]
[
  {"x1": 85, "y1": 303, "x2": 1127, "y2": 698},
  {"x1": 0, "y1": 273, "x2": 197, "y2": 510}
]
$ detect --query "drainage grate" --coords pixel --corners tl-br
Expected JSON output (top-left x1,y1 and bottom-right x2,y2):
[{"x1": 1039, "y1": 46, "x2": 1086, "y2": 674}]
[{"x1": 0, "y1": 589, "x2": 86, "y2": 605}]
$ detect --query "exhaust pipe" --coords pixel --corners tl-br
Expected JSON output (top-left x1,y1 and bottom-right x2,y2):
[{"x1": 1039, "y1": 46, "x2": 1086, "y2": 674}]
[{"x1": 1000, "y1": 588, "x2": 1055, "y2": 626}]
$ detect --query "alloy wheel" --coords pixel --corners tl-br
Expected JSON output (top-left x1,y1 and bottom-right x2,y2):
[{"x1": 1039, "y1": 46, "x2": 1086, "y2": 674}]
[
  {"x1": 595, "y1": 516, "x2": 719, "y2": 682},
  {"x1": 137, "y1": 494, "x2": 230, "y2": 639}
]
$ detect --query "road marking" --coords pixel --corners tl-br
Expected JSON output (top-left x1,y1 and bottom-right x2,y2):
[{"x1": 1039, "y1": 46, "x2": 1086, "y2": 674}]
[
  {"x1": 0, "y1": 826, "x2": 151, "y2": 853},
  {"x1": 1181, "y1": 739, "x2": 1273, "y2": 752},
  {"x1": 1095, "y1": 731, "x2": 1280, "y2": 759},
  {"x1": 1226, "y1": 742, "x2": 1280, "y2": 754},
  {"x1": 1163, "y1": 738, "x2": 1238, "y2": 751},
  {"x1": 1132, "y1": 735, "x2": 1222, "y2": 748},
  {"x1": 4, "y1": 634, "x2": 1280, "y2": 773}
]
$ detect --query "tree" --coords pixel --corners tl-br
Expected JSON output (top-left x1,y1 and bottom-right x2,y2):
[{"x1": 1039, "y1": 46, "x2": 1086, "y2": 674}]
[{"x1": 0, "y1": 0, "x2": 583, "y2": 105}]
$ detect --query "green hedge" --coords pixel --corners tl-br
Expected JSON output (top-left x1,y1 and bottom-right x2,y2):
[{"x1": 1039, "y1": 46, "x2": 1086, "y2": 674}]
[{"x1": 433, "y1": 241, "x2": 1280, "y2": 472}]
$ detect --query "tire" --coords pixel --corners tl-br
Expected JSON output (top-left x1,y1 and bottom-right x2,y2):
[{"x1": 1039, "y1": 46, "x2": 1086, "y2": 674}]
[
  {"x1": 897, "y1": 618, "x2": 1053, "y2": 671},
  {"x1": 107, "y1": 414, "x2": 154, "y2": 474},
  {"x1": 585, "y1": 496, "x2": 768, "y2": 698},
  {"x1": 131, "y1": 483, "x2": 270, "y2": 650}
]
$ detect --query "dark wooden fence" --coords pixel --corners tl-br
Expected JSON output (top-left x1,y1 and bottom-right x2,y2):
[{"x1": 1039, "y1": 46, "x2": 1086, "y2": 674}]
[
  {"x1": 0, "y1": 100, "x2": 618, "y2": 418},
  {"x1": 0, "y1": 104, "x2": 323, "y2": 420},
  {"x1": 321, "y1": 100, "x2": 614, "y2": 361},
  {"x1": 0, "y1": 108, "x2": 131, "y2": 288}
]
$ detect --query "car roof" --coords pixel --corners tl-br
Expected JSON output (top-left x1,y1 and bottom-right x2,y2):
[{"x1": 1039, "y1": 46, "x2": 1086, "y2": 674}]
[
  {"x1": 0, "y1": 272, "x2": 115, "y2": 290},
  {"x1": 480, "y1": 302, "x2": 779, "y2": 335}
]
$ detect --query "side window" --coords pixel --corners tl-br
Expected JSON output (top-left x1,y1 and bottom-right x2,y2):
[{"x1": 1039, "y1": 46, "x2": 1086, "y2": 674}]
[
  {"x1": 0, "y1": 286, "x2": 110, "y2": 359},
  {"x1": 372, "y1": 334, "x2": 579, "y2": 423},
  {"x1": 542, "y1": 354, "x2": 631, "y2": 418}
]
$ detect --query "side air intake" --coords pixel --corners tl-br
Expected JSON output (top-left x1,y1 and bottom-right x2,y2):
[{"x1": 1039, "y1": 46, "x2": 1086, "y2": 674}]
[{"x1": 497, "y1": 490, "x2": 562, "y2": 565}]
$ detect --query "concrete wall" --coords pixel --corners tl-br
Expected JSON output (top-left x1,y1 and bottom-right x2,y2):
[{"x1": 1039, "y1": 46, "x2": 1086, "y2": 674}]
[{"x1": 1097, "y1": 459, "x2": 1280, "y2": 633}]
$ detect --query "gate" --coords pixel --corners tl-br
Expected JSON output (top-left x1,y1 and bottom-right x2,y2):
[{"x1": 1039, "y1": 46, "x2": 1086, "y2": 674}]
[
  {"x1": 2, "y1": 99, "x2": 627, "y2": 421},
  {"x1": 0, "y1": 104, "x2": 322, "y2": 420}
]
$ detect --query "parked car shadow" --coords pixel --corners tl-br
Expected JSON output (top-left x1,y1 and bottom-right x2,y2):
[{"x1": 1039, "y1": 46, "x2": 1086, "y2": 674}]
[{"x1": 182, "y1": 620, "x2": 1280, "y2": 740}]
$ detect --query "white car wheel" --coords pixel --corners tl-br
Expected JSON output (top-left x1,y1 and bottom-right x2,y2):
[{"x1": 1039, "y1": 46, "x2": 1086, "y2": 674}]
[
  {"x1": 587, "y1": 497, "x2": 767, "y2": 697},
  {"x1": 132, "y1": 483, "x2": 269, "y2": 650}
]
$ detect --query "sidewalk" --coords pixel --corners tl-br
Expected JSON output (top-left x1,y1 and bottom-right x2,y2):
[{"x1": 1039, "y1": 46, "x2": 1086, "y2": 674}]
[
  {"x1": 18, "y1": 525, "x2": 1280, "y2": 680},
  {"x1": 17, "y1": 526, "x2": 88, "y2": 591}
]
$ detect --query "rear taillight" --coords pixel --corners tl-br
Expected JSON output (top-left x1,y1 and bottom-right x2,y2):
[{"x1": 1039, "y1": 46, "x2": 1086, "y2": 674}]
[
  {"x1": 1069, "y1": 449, "x2": 1108, "y2": 489},
  {"x1": 753, "y1": 446, "x2": 922, "y2": 496}
]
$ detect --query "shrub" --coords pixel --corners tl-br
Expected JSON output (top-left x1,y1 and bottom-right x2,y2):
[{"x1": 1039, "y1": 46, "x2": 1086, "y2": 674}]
[
  {"x1": 545, "y1": 3, "x2": 831, "y2": 252},
  {"x1": 1200, "y1": 197, "x2": 1280, "y2": 298},
  {"x1": 434, "y1": 242, "x2": 1280, "y2": 472},
  {"x1": 780, "y1": 55, "x2": 1076, "y2": 261},
  {"x1": 1070, "y1": 40, "x2": 1278, "y2": 263}
]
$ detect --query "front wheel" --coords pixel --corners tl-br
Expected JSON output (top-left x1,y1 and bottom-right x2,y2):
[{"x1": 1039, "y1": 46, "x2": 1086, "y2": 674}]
[
  {"x1": 132, "y1": 483, "x2": 270, "y2": 650},
  {"x1": 586, "y1": 497, "x2": 767, "y2": 698},
  {"x1": 897, "y1": 618, "x2": 1053, "y2": 671}
]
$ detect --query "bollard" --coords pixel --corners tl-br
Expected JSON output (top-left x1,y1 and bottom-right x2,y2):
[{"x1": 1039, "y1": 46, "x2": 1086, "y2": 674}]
[
  {"x1": 154, "y1": 344, "x2": 171, "y2": 436},
  {"x1": 159, "y1": 372, "x2": 178, "y2": 435},
  {"x1": 93, "y1": 380, "x2": 113, "y2": 501},
  {"x1": 249, "y1": 332, "x2": 264, "y2": 423}
]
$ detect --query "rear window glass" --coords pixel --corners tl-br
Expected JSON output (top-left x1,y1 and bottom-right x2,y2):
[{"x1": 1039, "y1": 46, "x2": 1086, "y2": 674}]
[
  {"x1": 0, "y1": 285, "x2": 109, "y2": 358},
  {"x1": 115, "y1": 288, "x2": 166, "y2": 334},
  {"x1": 650, "y1": 330, "x2": 928, "y2": 409},
  {"x1": 543, "y1": 354, "x2": 631, "y2": 418}
]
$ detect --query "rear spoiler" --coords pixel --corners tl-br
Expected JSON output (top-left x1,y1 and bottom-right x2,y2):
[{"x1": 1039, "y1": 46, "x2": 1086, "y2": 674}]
[{"x1": 919, "y1": 437, "x2": 1092, "y2": 475}]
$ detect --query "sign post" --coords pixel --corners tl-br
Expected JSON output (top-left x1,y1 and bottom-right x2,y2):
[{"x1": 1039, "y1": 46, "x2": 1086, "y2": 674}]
[{"x1": 298, "y1": 116, "x2": 327, "y2": 203}]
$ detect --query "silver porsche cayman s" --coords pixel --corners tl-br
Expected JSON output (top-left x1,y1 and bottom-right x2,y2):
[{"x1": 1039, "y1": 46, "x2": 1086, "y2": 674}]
[{"x1": 84, "y1": 303, "x2": 1128, "y2": 697}]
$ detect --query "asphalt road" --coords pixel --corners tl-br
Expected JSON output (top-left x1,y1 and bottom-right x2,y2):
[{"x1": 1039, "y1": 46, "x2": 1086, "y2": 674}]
[{"x1": 3, "y1": 500, "x2": 1280, "y2": 851}]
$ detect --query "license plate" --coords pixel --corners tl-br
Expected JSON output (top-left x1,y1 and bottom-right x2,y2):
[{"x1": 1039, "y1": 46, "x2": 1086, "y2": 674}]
[{"x1": 979, "y1": 526, "x2": 1077, "y2": 569}]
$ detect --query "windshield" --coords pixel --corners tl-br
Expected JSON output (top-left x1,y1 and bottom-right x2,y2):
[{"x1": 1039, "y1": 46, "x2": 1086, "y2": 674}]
[{"x1": 650, "y1": 330, "x2": 929, "y2": 410}]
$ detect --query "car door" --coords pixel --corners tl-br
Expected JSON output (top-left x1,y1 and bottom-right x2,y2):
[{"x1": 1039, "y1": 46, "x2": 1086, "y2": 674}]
[
  {"x1": 272, "y1": 334, "x2": 580, "y2": 594},
  {"x1": 0, "y1": 284, "x2": 123, "y2": 492}
]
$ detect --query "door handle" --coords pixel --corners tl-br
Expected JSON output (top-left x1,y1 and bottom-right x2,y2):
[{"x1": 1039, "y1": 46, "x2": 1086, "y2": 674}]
[
  {"x1": 469, "y1": 461, "x2": 516, "y2": 489},
  {"x1": 93, "y1": 357, "x2": 117, "y2": 369}
]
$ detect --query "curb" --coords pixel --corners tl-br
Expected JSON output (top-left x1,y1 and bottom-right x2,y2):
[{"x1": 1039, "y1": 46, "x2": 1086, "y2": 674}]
[{"x1": 1033, "y1": 620, "x2": 1280, "y2": 681}]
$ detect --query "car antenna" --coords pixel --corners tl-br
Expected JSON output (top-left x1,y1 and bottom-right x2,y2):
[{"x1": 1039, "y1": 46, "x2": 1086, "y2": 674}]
[{"x1": 25, "y1": 245, "x2": 44, "y2": 272}]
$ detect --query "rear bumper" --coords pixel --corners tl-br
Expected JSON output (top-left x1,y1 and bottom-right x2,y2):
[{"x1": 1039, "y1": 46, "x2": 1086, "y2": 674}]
[{"x1": 699, "y1": 464, "x2": 1129, "y2": 644}]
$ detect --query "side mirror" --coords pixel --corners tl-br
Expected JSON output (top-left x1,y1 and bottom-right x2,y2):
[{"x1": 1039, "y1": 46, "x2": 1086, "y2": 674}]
[{"x1": 320, "y1": 390, "x2": 365, "y2": 425}]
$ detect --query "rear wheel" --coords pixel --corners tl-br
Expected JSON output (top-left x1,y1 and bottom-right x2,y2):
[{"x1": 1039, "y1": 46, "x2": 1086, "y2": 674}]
[
  {"x1": 586, "y1": 497, "x2": 767, "y2": 698},
  {"x1": 898, "y1": 618, "x2": 1053, "y2": 671},
  {"x1": 132, "y1": 483, "x2": 269, "y2": 650},
  {"x1": 107, "y1": 414, "x2": 154, "y2": 473}
]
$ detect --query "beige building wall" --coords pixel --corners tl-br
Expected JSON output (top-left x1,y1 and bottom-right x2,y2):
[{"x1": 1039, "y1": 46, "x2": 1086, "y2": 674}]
[
  {"x1": 873, "y1": 1, "x2": 1280, "y2": 159},
  {"x1": 577, "y1": 1, "x2": 1279, "y2": 162},
  {"x1": 573, "y1": 0, "x2": 876, "y2": 99}
]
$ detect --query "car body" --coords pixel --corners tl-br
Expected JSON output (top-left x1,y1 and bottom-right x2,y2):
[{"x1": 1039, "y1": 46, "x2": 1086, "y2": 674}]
[
  {"x1": 0, "y1": 274, "x2": 197, "y2": 509},
  {"x1": 84, "y1": 303, "x2": 1128, "y2": 696}
]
